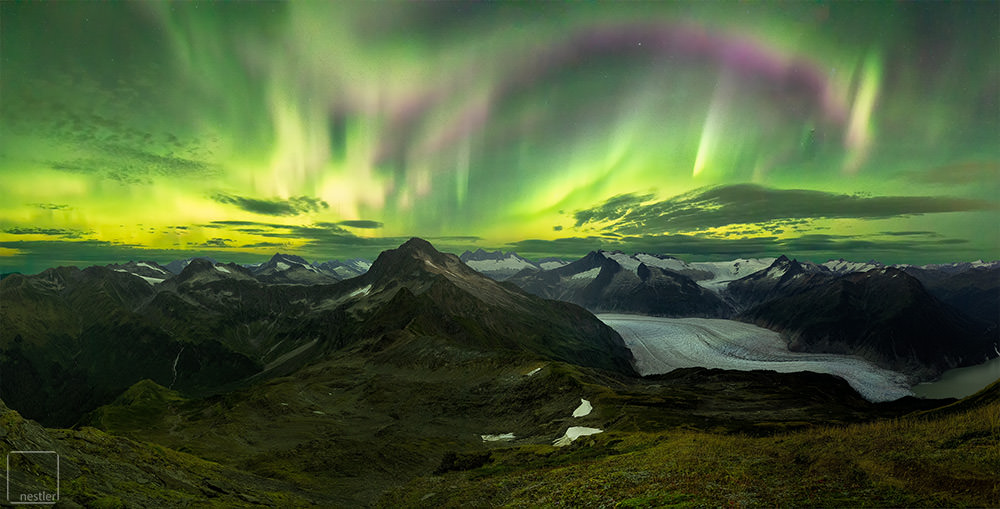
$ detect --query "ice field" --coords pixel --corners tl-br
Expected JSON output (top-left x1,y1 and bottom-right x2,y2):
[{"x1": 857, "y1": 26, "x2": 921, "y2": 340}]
[{"x1": 598, "y1": 314, "x2": 913, "y2": 402}]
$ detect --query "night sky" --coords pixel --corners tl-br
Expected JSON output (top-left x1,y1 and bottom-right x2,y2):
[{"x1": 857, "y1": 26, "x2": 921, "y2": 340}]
[{"x1": 1, "y1": 2, "x2": 997, "y2": 273}]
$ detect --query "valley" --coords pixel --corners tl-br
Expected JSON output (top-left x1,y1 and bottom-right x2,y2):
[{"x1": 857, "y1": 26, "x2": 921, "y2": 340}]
[{"x1": 0, "y1": 239, "x2": 997, "y2": 506}]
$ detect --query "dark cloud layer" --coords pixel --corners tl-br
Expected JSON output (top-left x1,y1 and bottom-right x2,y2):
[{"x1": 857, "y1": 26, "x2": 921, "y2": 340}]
[
  {"x1": 4, "y1": 227, "x2": 90, "y2": 239},
  {"x1": 0, "y1": 240, "x2": 261, "y2": 274},
  {"x1": 507, "y1": 231, "x2": 975, "y2": 262},
  {"x1": 211, "y1": 194, "x2": 330, "y2": 216},
  {"x1": 336, "y1": 220, "x2": 384, "y2": 229},
  {"x1": 31, "y1": 203, "x2": 70, "y2": 210},
  {"x1": 197, "y1": 238, "x2": 231, "y2": 248},
  {"x1": 574, "y1": 184, "x2": 999, "y2": 234}
]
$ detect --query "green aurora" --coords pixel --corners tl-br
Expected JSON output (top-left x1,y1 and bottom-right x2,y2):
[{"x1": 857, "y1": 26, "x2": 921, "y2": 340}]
[{"x1": 1, "y1": 1, "x2": 997, "y2": 273}]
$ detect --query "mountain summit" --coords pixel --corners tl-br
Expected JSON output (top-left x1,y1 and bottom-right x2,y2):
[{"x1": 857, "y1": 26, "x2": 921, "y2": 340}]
[{"x1": 350, "y1": 238, "x2": 636, "y2": 374}]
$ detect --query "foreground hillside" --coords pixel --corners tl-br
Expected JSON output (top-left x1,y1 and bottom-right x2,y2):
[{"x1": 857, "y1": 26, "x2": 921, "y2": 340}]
[
  {"x1": 0, "y1": 399, "x2": 332, "y2": 506},
  {"x1": 382, "y1": 382, "x2": 1000, "y2": 508}
]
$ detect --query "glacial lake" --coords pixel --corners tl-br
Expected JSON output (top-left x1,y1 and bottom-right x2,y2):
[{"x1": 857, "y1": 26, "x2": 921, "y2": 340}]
[{"x1": 911, "y1": 356, "x2": 1000, "y2": 399}]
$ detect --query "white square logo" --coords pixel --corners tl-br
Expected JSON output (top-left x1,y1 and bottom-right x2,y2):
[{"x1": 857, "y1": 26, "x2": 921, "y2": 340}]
[{"x1": 6, "y1": 451, "x2": 59, "y2": 505}]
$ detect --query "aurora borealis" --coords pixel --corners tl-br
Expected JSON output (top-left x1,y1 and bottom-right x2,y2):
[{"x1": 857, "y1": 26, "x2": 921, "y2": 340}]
[{"x1": 1, "y1": 2, "x2": 997, "y2": 273}]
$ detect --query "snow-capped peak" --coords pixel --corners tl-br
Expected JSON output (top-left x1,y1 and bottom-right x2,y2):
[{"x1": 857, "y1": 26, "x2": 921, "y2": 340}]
[{"x1": 822, "y1": 259, "x2": 885, "y2": 274}]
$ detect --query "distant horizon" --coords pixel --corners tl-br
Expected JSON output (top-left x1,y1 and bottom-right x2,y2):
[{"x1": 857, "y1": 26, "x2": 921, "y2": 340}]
[{"x1": 2, "y1": 237, "x2": 996, "y2": 277}]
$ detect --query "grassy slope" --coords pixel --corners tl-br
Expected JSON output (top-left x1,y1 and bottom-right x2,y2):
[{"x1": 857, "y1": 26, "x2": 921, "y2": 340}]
[
  {"x1": 84, "y1": 348, "x2": 993, "y2": 507},
  {"x1": 0, "y1": 401, "x2": 333, "y2": 507},
  {"x1": 380, "y1": 396, "x2": 1000, "y2": 507}
]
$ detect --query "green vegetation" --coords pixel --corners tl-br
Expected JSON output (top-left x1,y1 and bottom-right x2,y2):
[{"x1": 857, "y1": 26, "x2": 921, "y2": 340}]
[{"x1": 381, "y1": 392, "x2": 1000, "y2": 507}]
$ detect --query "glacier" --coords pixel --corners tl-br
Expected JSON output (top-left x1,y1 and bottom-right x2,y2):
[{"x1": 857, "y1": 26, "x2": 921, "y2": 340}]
[{"x1": 598, "y1": 314, "x2": 913, "y2": 402}]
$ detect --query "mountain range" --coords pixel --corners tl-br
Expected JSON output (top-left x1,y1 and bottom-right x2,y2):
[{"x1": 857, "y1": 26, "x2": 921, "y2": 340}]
[
  {"x1": 506, "y1": 250, "x2": 998, "y2": 379},
  {"x1": 0, "y1": 239, "x2": 632, "y2": 427},
  {"x1": 1, "y1": 238, "x2": 997, "y2": 505}
]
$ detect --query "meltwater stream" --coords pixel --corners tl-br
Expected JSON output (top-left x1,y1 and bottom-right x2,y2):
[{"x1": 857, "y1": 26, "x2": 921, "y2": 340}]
[{"x1": 598, "y1": 314, "x2": 913, "y2": 402}]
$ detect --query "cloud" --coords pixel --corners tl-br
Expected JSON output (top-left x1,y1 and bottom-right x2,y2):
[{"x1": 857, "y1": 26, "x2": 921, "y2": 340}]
[
  {"x1": 505, "y1": 231, "x2": 976, "y2": 262},
  {"x1": 208, "y1": 220, "x2": 268, "y2": 226},
  {"x1": 96, "y1": 143, "x2": 214, "y2": 177},
  {"x1": 31, "y1": 203, "x2": 70, "y2": 210},
  {"x1": 427, "y1": 235, "x2": 482, "y2": 242},
  {"x1": 572, "y1": 192, "x2": 655, "y2": 229},
  {"x1": 573, "y1": 184, "x2": 999, "y2": 234},
  {"x1": 47, "y1": 144, "x2": 217, "y2": 185},
  {"x1": 197, "y1": 238, "x2": 232, "y2": 248},
  {"x1": 211, "y1": 194, "x2": 330, "y2": 216},
  {"x1": 553, "y1": 225, "x2": 563, "y2": 231},
  {"x1": 197, "y1": 221, "x2": 355, "y2": 241},
  {"x1": 4, "y1": 227, "x2": 90, "y2": 239},
  {"x1": 879, "y1": 230, "x2": 940, "y2": 237},
  {"x1": 335, "y1": 220, "x2": 384, "y2": 229},
  {"x1": 240, "y1": 242, "x2": 286, "y2": 248}
]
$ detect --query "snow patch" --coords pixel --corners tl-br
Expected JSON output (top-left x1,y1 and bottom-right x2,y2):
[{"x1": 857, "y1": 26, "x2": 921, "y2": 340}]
[
  {"x1": 169, "y1": 347, "x2": 184, "y2": 388},
  {"x1": 766, "y1": 266, "x2": 787, "y2": 280},
  {"x1": 604, "y1": 252, "x2": 640, "y2": 273},
  {"x1": 635, "y1": 254, "x2": 691, "y2": 273},
  {"x1": 113, "y1": 268, "x2": 128, "y2": 273},
  {"x1": 539, "y1": 260, "x2": 567, "y2": 270},
  {"x1": 276, "y1": 262, "x2": 290, "y2": 271},
  {"x1": 214, "y1": 265, "x2": 231, "y2": 274},
  {"x1": 525, "y1": 367, "x2": 542, "y2": 377},
  {"x1": 465, "y1": 256, "x2": 535, "y2": 273},
  {"x1": 822, "y1": 259, "x2": 882, "y2": 274},
  {"x1": 140, "y1": 276, "x2": 165, "y2": 285},
  {"x1": 481, "y1": 433, "x2": 516, "y2": 442},
  {"x1": 572, "y1": 399, "x2": 592, "y2": 418},
  {"x1": 689, "y1": 258, "x2": 775, "y2": 291},
  {"x1": 553, "y1": 427, "x2": 603, "y2": 447},
  {"x1": 570, "y1": 267, "x2": 601, "y2": 280},
  {"x1": 137, "y1": 262, "x2": 167, "y2": 274},
  {"x1": 348, "y1": 284, "x2": 372, "y2": 297}
]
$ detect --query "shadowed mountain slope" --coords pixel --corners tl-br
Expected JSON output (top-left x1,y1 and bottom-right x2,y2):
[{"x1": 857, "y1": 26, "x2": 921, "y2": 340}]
[
  {"x1": 0, "y1": 238, "x2": 634, "y2": 427},
  {"x1": 739, "y1": 266, "x2": 995, "y2": 379}
]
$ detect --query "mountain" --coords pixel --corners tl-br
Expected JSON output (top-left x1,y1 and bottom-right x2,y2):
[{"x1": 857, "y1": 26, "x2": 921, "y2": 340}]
[
  {"x1": 739, "y1": 267, "x2": 996, "y2": 379},
  {"x1": 7, "y1": 239, "x2": 989, "y2": 506},
  {"x1": 822, "y1": 258, "x2": 886, "y2": 274},
  {"x1": 901, "y1": 263, "x2": 1000, "y2": 327},
  {"x1": 313, "y1": 257, "x2": 372, "y2": 279},
  {"x1": 106, "y1": 260, "x2": 173, "y2": 285},
  {"x1": 459, "y1": 248, "x2": 540, "y2": 280},
  {"x1": 250, "y1": 252, "x2": 338, "y2": 284},
  {"x1": 506, "y1": 251, "x2": 779, "y2": 303},
  {"x1": 537, "y1": 257, "x2": 570, "y2": 270},
  {"x1": 507, "y1": 251, "x2": 730, "y2": 317},
  {"x1": 0, "y1": 265, "x2": 259, "y2": 426},
  {"x1": 670, "y1": 257, "x2": 776, "y2": 290},
  {"x1": 0, "y1": 238, "x2": 634, "y2": 427},
  {"x1": 909, "y1": 259, "x2": 1000, "y2": 273},
  {"x1": 724, "y1": 255, "x2": 836, "y2": 311},
  {"x1": 163, "y1": 256, "x2": 217, "y2": 274},
  {"x1": 347, "y1": 238, "x2": 635, "y2": 374}
]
